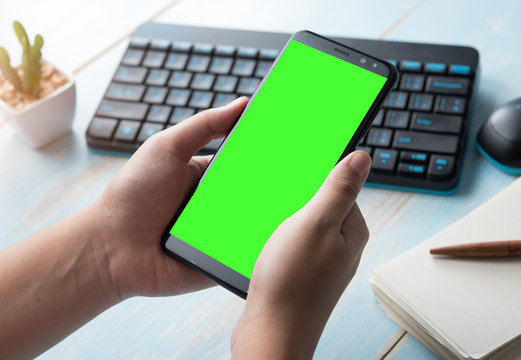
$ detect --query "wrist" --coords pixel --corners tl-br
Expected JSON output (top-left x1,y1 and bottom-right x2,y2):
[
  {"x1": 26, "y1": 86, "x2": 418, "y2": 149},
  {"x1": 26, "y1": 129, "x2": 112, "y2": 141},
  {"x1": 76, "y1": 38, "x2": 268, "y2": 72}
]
[
  {"x1": 232, "y1": 302, "x2": 319, "y2": 359},
  {"x1": 81, "y1": 202, "x2": 124, "y2": 304}
]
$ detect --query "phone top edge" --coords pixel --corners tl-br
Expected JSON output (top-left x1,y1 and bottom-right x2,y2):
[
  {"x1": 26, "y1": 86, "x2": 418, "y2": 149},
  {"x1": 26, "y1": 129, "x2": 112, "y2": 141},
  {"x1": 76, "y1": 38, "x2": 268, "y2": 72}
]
[{"x1": 292, "y1": 30, "x2": 397, "y2": 79}]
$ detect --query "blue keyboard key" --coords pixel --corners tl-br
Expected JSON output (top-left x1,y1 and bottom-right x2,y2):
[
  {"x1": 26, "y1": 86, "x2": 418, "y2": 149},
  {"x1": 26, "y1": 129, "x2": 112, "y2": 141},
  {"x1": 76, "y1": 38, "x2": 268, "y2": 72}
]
[
  {"x1": 449, "y1": 64, "x2": 471, "y2": 75},
  {"x1": 398, "y1": 163, "x2": 425, "y2": 177},
  {"x1": 137, "y1": 122, "x2": 163, "y2": 142},
  {"x1": 384, "y1": 91, "x2": 408, "y2": 109},
  {"x1": 425, "y1": 62, "x2": 446, "y2": 74},
  {"x1": 400, "y1": 60, "x2": 422, "y2": 72},
  {"x1": 400, "y1": 151, "x2": 428, "y2": 163},
  {"x1": 373, "y1": 149, "x2": 398, "y2": 172},
  {"x1": 114, "y1": 120, "x2": 140, "y2": 141},
  {"x1": 387, "y1": 59, "x2": 398, "y2": 67},
  {"x1": 428, "y1": 155, "x2": 455, "y2": 179},
  {"x1": 366, "y1": 128, "x2": 393, "y2": 147}
]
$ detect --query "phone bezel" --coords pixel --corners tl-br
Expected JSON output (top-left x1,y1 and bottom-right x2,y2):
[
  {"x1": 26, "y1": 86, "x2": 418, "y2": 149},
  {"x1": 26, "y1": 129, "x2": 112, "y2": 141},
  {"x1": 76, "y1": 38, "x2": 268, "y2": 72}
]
[{"x1": 161, "y1": 30, "x2": 398, "y2": 299}]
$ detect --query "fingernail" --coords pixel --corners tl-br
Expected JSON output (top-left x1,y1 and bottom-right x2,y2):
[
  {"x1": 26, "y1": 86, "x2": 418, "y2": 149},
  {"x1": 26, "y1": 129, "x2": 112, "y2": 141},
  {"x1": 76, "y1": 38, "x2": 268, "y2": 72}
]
[{"x1": 349, "y1": 151, "x2": 371, "y2": 177}]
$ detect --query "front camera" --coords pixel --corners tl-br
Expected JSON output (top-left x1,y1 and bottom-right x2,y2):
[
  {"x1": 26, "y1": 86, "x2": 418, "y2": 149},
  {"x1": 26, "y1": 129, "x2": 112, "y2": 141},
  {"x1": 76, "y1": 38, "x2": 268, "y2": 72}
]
[{"x1": 360, "y1": 58, "x2": 367, "y2": 64}]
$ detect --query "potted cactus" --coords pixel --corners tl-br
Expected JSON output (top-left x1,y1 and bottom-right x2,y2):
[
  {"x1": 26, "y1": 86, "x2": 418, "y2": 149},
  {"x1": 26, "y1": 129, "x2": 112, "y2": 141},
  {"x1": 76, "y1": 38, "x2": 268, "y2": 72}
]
[{"x1": 0, "y1": 21, "x2": 75, "y2": 149}]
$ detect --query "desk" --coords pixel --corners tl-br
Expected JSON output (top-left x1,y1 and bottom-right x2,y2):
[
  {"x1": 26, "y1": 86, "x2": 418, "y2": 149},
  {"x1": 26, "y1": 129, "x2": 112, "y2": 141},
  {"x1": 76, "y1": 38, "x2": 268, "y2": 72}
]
[{"x1": 1, "y1": 1, "x2": 519, "y2": 358}]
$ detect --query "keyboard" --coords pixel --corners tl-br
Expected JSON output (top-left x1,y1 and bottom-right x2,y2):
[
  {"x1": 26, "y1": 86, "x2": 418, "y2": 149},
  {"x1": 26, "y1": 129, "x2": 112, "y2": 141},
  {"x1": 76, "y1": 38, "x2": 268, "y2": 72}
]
[{"x1": 86, "y1": 22, "x2": 479, "y2": 194}]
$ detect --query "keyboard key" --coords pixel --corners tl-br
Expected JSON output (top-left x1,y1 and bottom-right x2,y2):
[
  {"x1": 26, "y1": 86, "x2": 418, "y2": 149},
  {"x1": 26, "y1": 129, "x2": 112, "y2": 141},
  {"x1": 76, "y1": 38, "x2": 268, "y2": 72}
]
[
  {"x1": 143, "y1": 87, "x2": 168, "y2": 104},
  {"x1": 400, "y1": 60, "x2": 422, "y2": 72},
  {"x1": 434, "y1": 95, "x2": 466, "y2": 114},
  {"x1": 169, "y1": 107, "x2": 195, "y2": 124},
  {"x1": 212, "y1": 93, "x2": 237, "y2": 108},
  {"x1": 260, "y1": 48, "x2": 279, "y2": 60},
  {"x1": 428, "y1": 155, "x2": 455, "y2": 179},
  {"x1": 236, "y1": 77, "x2": 260, "y2": 95},
  {"x1": 237, "y1": 47, "x2": 258, "y2": 58},
  {"x1": 366, "y1": 128, "x2": 393, "y2": 147},
  {"x1": 105, "y1": 83, "x2": 145, "y2": 101},
  {"x1": 190, "y1": 73, "x2": 215, "y2": 90},
  {"x1": 400, "y1": 151, "x2": 428, "y2": 163},
  {"x1": 142, "y1": 50, "x2": 166, "y2": 68},
  {"x1": 137, "y1": 122, "x2": 164, "y2": 143},
  {"x1": 150, "y1": 39, "x2": 170, "y2": 51},
  {"x1": 372, "y1": 109, "x2": 385, "y2": 127},
  {"x1": 215, "y1": 45, "x2": 236, "y2": 56},
  {"x1": 129, "y1": 37, "x2": 149, "y2": 49},
  {"x1": 209, "y1": 57, "x2": 233, "y2": 74},
  {"x1": 400, "y1": 74, "x2": 425, "y2": 92},
  {"x1": 398, "y1": 163, "x2": 425, "y2": 177},
  {"x1": 213, "y1": 75, "x2": 238, "y2": 92},
  {"x1": 410, "y1": 113, "x2": 462, "y2": 134},
  {"x1": 372, "y1": 149, "x2": 398, "y2": 172},
  {"x1": 449, "y1": 64, "x2": 471, "y2": 76},
  {"x1": 384, "y1": 110, "x2": 409, "y2": 129},
  {"x1": 187, "y1": 55, "x2": 211, "y2": 72},
  {"x1": 189, "y1": 91, "x2": 214, "y2": 108},
  {"x1": 172, "y1": 41, "x2": 191, "y2": 52},
  {"x1": 384, "y1": 91, "x2": 408, "y2": 109},
  {"x1": 146, "y1": 69, "x2": 170, "y2": 86},
  {"x1": 88, "y1": 117, "x2": 117, "y2": 139},
  {"x1": 166, "y1": 89, "x2": 191, "y2": 106},
  {"x1": 164, "y1": 53, "x2": 188, "y2": 70},
  {"x1": 408, "y1": 93, "x2": 434, "y2": 111},
  {"x1": 393, "y1": 131, "x2": 459, "y2": 154},
  {"x1": 169, "y1": 71, "x2": 193, "y2": 88},
  {"x1": 255, "y1": 61, "x2": 272, "y2": 78},
  {"x1": 114, "y1": 66, "x2": 148, "y2": 83},
  {"x1": 96, "y1": 100, "x2": 148, "y2": 120},
  {"x1": 426, "y1": 76, "x2": 469, "y2": 95},
  {"x1": 114, "y1": 120, "x2": 140, "y2": 141},
  {"x1": 425, "y1": 63, "x2": 446, "y2": 74},
  {"x1": 387, "y1": 59, "x2": 398, "y2": 67},
  {"x1": 122, "y1": 49, "x2": 144, "y2": 66},
  {"x1": 356, "y1": 145, "x2": 373, "y2": 157},
  {"x1": 193, "y1": 43, "x2": 214, "y2": 54},
  {"x1": 232, "y1": 59, "x2": 256, "y2": 76},
  {"x1": 147, "y1": 105, "x2": 172, "y2": 123}
]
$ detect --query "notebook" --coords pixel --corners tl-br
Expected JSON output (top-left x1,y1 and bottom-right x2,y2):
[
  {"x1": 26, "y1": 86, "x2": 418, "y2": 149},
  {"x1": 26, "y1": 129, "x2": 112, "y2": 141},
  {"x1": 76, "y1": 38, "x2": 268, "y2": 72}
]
[{"x1": 370, "y1": 176, "x2": 521, "y2": 360}]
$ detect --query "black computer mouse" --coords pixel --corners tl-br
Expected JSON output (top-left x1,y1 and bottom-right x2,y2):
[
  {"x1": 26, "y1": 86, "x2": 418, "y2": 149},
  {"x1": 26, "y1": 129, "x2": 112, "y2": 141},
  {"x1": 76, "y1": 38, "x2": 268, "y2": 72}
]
[{"x1": 477, "y1": 98, "x2": 521, "y2": 174}]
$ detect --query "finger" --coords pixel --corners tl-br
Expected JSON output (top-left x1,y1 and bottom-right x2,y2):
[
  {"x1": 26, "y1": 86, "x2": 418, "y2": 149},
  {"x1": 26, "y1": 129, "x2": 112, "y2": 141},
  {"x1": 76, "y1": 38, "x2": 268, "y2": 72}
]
[
  {"x1": 188, "y1": 155, "x2": 213, "y2": 182},
  {"x1": 306, "y1": 151, "x2": 371, "y2": 224},
  {"x1": 166, "y1": 97, "x2": 249, "y2": 161}
]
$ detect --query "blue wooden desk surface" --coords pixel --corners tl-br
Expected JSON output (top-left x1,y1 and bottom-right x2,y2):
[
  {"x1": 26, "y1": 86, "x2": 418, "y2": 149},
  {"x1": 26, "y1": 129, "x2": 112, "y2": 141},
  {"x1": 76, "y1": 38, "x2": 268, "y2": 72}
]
[{"x1": 1, "y1": 1, "x2": 520, "y2": 358}]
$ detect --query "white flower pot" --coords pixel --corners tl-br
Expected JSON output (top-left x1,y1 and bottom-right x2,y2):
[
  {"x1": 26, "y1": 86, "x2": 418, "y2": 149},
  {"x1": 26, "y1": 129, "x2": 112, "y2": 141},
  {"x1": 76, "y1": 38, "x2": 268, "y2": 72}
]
[{"x1": 0, "y1": 65, "x2": 76, "y2": 149}]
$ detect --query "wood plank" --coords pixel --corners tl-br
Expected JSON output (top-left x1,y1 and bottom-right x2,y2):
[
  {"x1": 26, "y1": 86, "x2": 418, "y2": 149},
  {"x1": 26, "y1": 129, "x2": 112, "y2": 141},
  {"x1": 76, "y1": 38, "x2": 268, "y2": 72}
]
[
  {"x1": 385, "y1": 334, "x2": 440, "y2": 360},
  {"x1": 0, "y1": 0, "x2": 180, "y2": 73},
  {"x1": 156, "y1": 0, "x2": 421, "y2": 39}
]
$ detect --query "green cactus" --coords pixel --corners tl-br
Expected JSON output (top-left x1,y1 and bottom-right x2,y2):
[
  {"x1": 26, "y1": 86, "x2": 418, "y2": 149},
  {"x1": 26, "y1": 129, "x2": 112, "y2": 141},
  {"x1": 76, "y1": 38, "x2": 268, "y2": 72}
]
[
  {"x1": 0, "y1": 21, "x2": 44, "y2": 96},
  {"x1": 0, "y1": 47, "x2": 22, "y2": 91}
]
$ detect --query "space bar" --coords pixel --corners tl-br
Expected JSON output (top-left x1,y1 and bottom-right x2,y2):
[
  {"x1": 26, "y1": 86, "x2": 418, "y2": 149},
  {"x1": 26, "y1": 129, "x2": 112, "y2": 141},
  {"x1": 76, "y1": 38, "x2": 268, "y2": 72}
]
[{"x1": 392, "y1": 131, "x2": 459, "y2": 154}]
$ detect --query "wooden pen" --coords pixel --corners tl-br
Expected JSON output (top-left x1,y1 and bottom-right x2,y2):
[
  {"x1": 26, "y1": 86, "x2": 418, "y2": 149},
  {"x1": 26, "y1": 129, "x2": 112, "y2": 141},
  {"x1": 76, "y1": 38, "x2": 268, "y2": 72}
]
[{"x1": 430, "y1": 240, "x2": 521, "y2": 257}]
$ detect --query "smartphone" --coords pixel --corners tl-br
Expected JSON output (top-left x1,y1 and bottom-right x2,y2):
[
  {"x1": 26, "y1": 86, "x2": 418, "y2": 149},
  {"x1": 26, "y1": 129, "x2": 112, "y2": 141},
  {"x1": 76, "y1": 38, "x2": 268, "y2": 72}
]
[{"x1": 161, "y1": 30, "x2": 397, "y2": 298}]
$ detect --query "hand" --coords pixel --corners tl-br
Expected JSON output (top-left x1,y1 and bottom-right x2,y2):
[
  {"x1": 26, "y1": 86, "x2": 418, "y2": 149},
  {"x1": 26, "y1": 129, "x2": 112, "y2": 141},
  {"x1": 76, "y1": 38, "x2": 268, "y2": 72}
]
[
  {"x1": 92, "y1": 97, "x2": 249, "y2": 300},
  {"x1": 232, "y1": 151, "x2": 371, "y2": 359}
]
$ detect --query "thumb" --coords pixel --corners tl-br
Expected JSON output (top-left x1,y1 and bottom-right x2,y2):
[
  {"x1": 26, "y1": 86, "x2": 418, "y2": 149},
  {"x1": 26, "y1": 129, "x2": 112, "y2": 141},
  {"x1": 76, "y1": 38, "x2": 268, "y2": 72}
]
[{"x1": 305, "y1": 151, "x2": 371, "y2": 224}]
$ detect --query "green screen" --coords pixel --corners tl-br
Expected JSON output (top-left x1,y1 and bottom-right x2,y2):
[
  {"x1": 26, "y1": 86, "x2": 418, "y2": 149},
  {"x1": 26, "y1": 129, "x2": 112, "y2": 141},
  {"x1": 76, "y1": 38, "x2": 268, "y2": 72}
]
[{"x1": 170, "y1": 39, "x2": 386, "y2": 278}]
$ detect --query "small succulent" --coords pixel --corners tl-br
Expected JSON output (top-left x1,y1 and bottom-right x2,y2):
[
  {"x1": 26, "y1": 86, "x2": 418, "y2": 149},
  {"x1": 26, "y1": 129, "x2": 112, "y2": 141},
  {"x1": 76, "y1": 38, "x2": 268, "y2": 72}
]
[{"x1": 0, "y1": 21, "x2": 44, "y2": 96}]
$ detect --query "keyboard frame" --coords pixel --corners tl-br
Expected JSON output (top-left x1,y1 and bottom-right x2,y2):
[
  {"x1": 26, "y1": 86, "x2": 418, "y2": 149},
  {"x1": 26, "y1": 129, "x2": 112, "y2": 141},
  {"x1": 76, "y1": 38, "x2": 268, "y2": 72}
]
[{"x1": 86, "y1": 22, "x2": 479, "y2": 194}]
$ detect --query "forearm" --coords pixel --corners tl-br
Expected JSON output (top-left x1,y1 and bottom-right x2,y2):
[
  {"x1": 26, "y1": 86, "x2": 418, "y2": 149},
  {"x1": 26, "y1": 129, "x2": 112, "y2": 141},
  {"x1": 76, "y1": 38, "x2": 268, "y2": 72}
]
[
  {"x1": 0, "y1": 205, "x2": 118, "y2": 359},
  {"x1": 231, "y1": 306, "x2": 324, "y2": 360}
]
